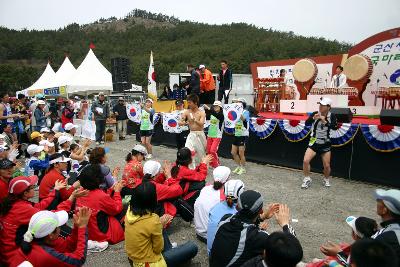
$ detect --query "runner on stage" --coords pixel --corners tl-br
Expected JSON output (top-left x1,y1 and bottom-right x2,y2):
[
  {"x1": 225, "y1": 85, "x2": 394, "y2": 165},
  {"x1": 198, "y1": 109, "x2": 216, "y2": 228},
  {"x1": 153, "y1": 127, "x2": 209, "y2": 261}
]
[
  {"x1": 179, "y1": 94, "x2": 207, "y2": 169},
  {"x1": 301, "y1": 97, "x2": 338, "y2": 189}
]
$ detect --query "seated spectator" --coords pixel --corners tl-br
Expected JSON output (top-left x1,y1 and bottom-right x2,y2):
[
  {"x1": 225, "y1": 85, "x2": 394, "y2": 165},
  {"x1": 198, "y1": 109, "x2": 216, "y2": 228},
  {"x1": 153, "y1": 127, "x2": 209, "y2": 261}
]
[
  {"x1": 302, "y1": 216, "x2": 378, "y2": 267},
  {"x1": 39, "y1": 127, "x2": 51, "y2": 139},
  {"x1": 75, "y1": 164, "x2": 125, "y2": 249},
  {"x1": 210, "y1": 190, "x2": 290, "y2": 267},
  {"x1": 64, "y1": 122, "x2": 79, "y2": 139},
  {"x1": 170, "y1": 147, "x2": 212, "y2": 207},
  {"x1": 172, "y1": 83, "x2": 187, "y2": 100},
  {"x1": 194, "y1": 166, "x2": 231, "y2": 242},
  {"x1": 140, "y1": 160, "x2": 183, "y2": 219},
  {"x1": 0, "y1": 176, "x2": 81, "y2": 266},
  {"x1": 25, "y1": 144, "x2": 49, "y2": 177},
  {"x1": 207, "y1": 179, "x2": 245, "y2": 254},
  {"x1": 125, "y1": 180, "x2": 198, "y2": 267},
  {"x1": 373, "y1": 189, "x2": 400, "y2": 262},
  {"x1": 159, "y1": 85, "x2": 173, "y2": 100},
  {"x1": 0, "y1": 158, "x2": 16, "y2": 202},
  {"x1": 11, "y1": 207, "x2": 91, "y2": 267},
  {"x1": 39, "y1": 153, "x2": 80, "y2": 201},
  {"x1": 88, "y1": 147, "x2": 117, "y2": 190},
  {"x1": 350, "y1": 238, "x2": 398, "y2": 267},
  {"x1": 30, "y1": 131, "x2": 42, "y2": 145},
  {"x1": 242, "y1": 232, "x2": 303, "y2": 267},
  {"x1": 121, "y1": 144, "x2": 147, "y2": 191}
]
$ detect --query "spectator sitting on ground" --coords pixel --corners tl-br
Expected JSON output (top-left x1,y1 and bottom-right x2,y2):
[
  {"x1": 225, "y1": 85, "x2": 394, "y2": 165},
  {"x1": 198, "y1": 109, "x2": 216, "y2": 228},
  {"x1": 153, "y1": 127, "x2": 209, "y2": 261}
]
[
  {"x1": 75, "y1": 164, "x2": 125, "y2": 251},
  {"x1": 350, "y1": 238, "x2": 398, "y2": 267},
  {"x1": 242, "y1": 232, "x2": 303, "y2": 267},
  {"x1": 209, "y1": 190, "x2": 290, "y2": 267},
  {"x1": 303, "y1": 216, "x2": 378, "y2": 267},
  {"x1": 11, "y1": 208, "x2": 91, "y2": 267},
  {"x1": 121, "y1": 144, "x2": 147, "y2": 193},
  {"x1": 207, "y1": 179, "x2": 245, "y2": 254},
  {"x1": 194, "y1": 166, "x2": 231, "y2": 243},
  {"x1": 170, "y1": 147, "x2": 212, "y2": 207},
  {"x1": 373, "y1": 189, "x2": 400, "y2": 263}
]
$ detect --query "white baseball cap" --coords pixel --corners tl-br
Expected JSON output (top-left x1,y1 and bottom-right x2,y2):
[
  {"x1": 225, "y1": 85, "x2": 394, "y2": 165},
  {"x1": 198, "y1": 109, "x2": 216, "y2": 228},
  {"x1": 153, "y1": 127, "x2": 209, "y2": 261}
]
[
  {"x1": 49, "y1": 154, "x2": 71, "y2": 164},
  {"x1": 318, "y1": 97, "x2": 332, "y2": 106},
  {"x1": 24, "y1": 210, "x2": 68, "y2": 241},
  {"x1": 213, "y1": 166, "x2": 231, "y2": 183},
  {"x1": 145, "y1": 98, "x2": 154, "y2": 104},
  {"x1": 143, "y1": 160, "x2": 162, "y2": 177},
  {"x1": 64, "y1": 123, "x2": 79, "y2": 131},
  {"x1": 224, "y1": 179, "x2": 245, "y2": 199},
  {"x1": 58, "y1": 135, "x2": 73, "y2": 145},
  {"x1": 40, "y1": 127, "x2": 51, "y2": 133},
  {"x1": 27, "y1": 144, "x2": 44, "y2": 155},
  {"x1": 237, "y1": 98, "x2": 246, "y2": 104},
  {"x1": 212, "y1": 101, "x2": 223, "y2": 108},
  {"x1": 132, "y1": 144, "x2": 148, "y2": 156},
  {"x1": 37, "y1": 100, "x2": 46, "y2": 105},
  {"x1": 199, "y1": 64, "x2": 206, "y2": 69},
  {"x1": 39, "y1": 140, "x2": 54, "y2": 147},
  {"x1": 375, "y1": 189, "x2": 400, "y2": 215}
]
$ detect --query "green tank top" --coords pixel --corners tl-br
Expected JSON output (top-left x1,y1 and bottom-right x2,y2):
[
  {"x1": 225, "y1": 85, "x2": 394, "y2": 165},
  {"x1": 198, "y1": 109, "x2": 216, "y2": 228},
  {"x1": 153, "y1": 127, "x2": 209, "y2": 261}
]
[
  {"x1": 208, "y1": 115, "x2": 220, "y2": 138},
  {"x1": 140, "y1": 109, "x2": 151, "y2": 130}
]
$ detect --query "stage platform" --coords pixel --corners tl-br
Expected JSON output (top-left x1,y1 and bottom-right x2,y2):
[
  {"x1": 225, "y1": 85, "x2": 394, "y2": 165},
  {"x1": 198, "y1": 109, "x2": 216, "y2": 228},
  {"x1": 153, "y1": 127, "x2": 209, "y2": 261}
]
[{"x1": 258, "y1": 112, "x2": 381, "y2": 125}]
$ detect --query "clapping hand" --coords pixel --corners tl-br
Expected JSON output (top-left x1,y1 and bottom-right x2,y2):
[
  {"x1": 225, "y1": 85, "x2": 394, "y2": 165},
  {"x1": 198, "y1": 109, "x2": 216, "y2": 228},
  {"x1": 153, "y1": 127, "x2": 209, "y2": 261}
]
[
  {"x1": 274, "y1": 204, "x2": 290, "y2": 227},
  {"x1": 54, "y1": 180, "x2": 67, "y2": 191}
]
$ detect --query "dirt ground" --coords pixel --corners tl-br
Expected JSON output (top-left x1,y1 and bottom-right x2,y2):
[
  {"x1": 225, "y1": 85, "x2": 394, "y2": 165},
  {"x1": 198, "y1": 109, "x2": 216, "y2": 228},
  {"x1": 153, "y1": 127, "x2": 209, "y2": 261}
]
[{"x1": 84, "y1": 135, "x2": 382, "y2": 267}]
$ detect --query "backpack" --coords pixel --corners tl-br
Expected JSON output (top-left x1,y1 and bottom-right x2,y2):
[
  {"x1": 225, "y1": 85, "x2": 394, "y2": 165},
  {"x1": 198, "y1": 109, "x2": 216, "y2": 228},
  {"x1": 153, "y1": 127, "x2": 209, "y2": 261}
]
[{"x1": 175, "y1": 198, "x2": 194, "y2": 222}]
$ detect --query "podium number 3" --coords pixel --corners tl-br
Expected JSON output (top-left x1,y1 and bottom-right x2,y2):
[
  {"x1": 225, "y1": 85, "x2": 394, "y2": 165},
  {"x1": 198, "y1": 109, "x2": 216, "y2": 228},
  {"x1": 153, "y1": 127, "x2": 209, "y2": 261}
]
[{"x1": 291, "y1": 102, "x2": 295, "y2": 109}]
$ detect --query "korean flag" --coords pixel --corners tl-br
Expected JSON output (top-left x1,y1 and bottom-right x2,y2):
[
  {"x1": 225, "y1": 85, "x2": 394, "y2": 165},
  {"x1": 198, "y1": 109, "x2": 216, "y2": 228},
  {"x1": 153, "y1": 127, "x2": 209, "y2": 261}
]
[
  {"x1": 162, "y1": 113, "x2": 182, "y2": 133},
  {"x1": 126, "y1": 103, "x2": 141, "y2": 123},
  {"x1": 223, "y1": 103, "x2": 243, "y2": 128}
]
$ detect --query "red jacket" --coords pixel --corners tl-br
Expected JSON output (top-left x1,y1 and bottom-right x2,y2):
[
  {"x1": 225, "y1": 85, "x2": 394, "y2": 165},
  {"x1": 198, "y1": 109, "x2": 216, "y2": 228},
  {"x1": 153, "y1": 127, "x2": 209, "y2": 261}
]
[
  {"x1": 0, "y1": 177, "x2": 8, "y2": 202},
  {"x1": 75, "y1": 189, "x2": 124, "y2": 244},
  {"x1": 122, "y1": 159, "x2": 143, "y2": 189},
  {"x1": 9, "y1": 226, "x2": 88, "y2": 267},
  {"x1": 39, "y1": 168, "x2": 74, "y2": 200},
  {"x1": 0, "y1": 191, "x2": 72, "y2": 266},
  {"x1": 61, "y1": 107, "x2": 74, "y2": 128}
]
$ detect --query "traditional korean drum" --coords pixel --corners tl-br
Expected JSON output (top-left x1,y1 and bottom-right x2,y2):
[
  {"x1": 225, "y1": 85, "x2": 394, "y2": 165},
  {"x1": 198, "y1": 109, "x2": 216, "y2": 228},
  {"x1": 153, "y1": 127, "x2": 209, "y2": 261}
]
[
  {"x1": 343, "y1": 54, "x2": 373, "y2": 81},
  {"x1": 293, "y1": 58, "x2": 318, "y2": 83}
]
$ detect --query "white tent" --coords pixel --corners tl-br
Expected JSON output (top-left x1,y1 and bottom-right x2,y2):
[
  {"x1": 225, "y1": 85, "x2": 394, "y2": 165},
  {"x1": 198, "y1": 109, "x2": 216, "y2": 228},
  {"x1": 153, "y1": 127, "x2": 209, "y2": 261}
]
[
  {"x1": 26, "y1": 63, "x2": 56, "y2": 93},
  {"x1": 49, "y1": 56, "x2": 76, "y2": 87},
  {"x1": 67, "y1": 49, "x2": 113, "y2": 95}
]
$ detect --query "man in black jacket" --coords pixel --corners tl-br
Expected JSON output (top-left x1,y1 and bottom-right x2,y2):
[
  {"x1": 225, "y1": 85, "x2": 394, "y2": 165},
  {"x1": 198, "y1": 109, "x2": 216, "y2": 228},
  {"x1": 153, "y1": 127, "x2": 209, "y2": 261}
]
[
  {"x1": 186, "y1": 64, "x2": 200, "y2": 96},
  {"x1": 373, "y1": 188, "x2": 400, "y2": 267},
  {"x1": 113, "y1": 97, "x2": 128, "y2": 140},
  {"x1": 210, "y1": 190, "x2": 296, "y2": 267},
  {"x1": 218, "y1": 60, "x2": 233, "y2": 104}
]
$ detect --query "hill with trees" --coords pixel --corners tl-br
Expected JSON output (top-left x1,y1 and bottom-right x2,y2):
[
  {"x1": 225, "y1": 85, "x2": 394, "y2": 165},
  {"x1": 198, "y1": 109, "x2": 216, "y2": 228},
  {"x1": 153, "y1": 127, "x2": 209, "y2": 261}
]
[{"x1": 0, "y1": 9, "x2": 351, "y2": 93}]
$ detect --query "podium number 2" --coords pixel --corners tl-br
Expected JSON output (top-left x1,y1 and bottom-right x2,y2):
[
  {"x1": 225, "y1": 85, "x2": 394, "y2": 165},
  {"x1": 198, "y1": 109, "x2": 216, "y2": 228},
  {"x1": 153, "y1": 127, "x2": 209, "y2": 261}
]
[
  {"x1": 352, "y1": 108, "x2": 357, "y2": 114},
  {"x1": 290, "y1": 102, "x2": 295, "y2": 109}
]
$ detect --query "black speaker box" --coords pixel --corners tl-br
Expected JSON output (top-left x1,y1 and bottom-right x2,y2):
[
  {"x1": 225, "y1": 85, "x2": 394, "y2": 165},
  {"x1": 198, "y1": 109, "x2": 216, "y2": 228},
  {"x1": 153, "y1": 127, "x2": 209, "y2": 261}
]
[
  {"x1": 380, "y1": 109, "x2": 400, "y2": 126},
  {"x1": 330, "y1": 108, "x2": 353, "y2": 123}
]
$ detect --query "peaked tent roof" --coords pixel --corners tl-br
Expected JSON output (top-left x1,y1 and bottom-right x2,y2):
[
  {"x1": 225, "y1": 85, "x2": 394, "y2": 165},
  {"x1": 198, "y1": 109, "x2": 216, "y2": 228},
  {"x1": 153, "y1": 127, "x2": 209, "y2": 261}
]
[
  {"x1": 26, "y1": 63, "x2": 56, "y2": 91},
  {"x1": 49, "y1": 56, "x2": 76, "y2": 87},
  {"x1": 66, "y1": 49, "x2": 113, "y2": 94}
]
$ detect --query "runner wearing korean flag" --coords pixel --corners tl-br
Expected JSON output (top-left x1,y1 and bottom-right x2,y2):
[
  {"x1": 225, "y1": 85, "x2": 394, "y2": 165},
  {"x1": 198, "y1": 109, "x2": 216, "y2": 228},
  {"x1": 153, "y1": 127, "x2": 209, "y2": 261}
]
[
  {"x1": 203, "y1": 101, "x2": 224, "y2": 168},
  {"x1": 231, "y1": 98, "x2": 250, "y2": 175},
  {"x1": 140, "y1": 98, "x2": 156, "y2": 159}
]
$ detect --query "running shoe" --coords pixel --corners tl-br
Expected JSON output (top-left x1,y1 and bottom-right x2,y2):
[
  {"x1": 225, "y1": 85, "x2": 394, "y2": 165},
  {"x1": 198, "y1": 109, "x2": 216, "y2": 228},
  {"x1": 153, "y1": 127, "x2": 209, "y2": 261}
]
[
  {"x1": 301, "y1": 177, "x2": 312, "y2": 189},
  {"x1": 323, "y1": 178, "x2": 331, "y2": 187},
  {"x1": 88, "y1": 240, "x2": 109, "y2": 253}
]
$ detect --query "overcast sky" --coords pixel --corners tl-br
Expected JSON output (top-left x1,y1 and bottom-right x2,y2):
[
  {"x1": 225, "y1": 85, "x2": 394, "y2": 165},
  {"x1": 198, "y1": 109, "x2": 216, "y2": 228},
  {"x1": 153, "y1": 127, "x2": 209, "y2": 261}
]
[{"x1": 0, "y1": 0, "x2": 399, "y2": 44}]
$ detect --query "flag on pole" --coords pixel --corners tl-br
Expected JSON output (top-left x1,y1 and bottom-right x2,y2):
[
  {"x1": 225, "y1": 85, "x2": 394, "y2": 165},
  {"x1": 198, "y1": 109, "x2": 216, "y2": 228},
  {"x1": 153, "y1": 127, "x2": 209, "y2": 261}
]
[
  {"x1": 147, "y1": 51, "x2": 157, "y2": 101},
  {"x1": 126, "y1": 103, "x2": 142, "y2": 123}
]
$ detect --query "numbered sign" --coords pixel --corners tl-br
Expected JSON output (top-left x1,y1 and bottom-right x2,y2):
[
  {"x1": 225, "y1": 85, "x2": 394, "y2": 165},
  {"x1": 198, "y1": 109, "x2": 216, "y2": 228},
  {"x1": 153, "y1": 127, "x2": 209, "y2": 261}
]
[
  {"x1": 306, "y1": 95, "x2": 348, "y2": 113},
  {"x1": 280, "y1": 100, "x2": 307, "y2": 114},
  {"x1": 348, "y1": 106, "x2": 380, "y2": 116}
]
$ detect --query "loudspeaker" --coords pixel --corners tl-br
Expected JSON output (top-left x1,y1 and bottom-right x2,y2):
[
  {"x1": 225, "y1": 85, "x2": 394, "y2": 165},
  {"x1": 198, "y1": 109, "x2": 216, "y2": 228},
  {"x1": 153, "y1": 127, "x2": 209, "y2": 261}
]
[
  {"x1": 380, "y1": 109, "x2": 400, "y2": 126},
  {"x1": 111, "y1": 57, "x2": 131, "y2": 92},
  {"x1": 330, "y1": 108, "x2": 353, "y2": 123}
]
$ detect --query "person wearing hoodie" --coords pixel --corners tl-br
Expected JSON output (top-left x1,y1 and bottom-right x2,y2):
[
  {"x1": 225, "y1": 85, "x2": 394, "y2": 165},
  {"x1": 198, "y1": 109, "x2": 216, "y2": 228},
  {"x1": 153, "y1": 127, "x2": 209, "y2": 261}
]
[{"x1": 125, "y1": 180, "x2": 198, "y2": 267}]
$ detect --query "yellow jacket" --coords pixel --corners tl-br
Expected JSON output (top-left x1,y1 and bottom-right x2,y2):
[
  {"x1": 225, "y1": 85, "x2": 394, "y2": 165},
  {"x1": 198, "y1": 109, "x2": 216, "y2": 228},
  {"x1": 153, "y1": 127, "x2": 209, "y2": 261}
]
[{"x1": 124, "y1": 208, "x2": 164, "y2": 264}]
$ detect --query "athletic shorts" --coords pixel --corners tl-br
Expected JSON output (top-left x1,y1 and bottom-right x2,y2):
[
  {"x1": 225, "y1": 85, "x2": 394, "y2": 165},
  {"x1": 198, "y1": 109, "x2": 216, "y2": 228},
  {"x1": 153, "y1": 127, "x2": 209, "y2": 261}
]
[
  {"x1": 233, "y1": 136, "x2": 248, "y2": 147},
  {"x1": 140, "y1": 130, "x2": 153, "y2": 137},
  {"x1": 309, "y1": 142, "x2": 331, "y2": 154}
]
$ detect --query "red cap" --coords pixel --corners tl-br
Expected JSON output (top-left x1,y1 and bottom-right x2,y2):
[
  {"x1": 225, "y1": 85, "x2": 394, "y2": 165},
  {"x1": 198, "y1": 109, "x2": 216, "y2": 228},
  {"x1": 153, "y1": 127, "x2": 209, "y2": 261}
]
[{"x1": 8, "y1": 176, "x2": 38, "y2": 194}]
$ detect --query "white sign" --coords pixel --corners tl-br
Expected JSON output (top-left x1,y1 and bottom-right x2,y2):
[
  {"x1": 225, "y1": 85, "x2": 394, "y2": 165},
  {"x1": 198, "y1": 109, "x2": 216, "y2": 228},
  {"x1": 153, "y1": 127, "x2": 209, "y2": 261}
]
[
  {"x1": 306, "y1": 95, "x2": 348, "y2": 113},
  {"x1": 280, "y1": 100, "x2": 307, "y2": 114}
]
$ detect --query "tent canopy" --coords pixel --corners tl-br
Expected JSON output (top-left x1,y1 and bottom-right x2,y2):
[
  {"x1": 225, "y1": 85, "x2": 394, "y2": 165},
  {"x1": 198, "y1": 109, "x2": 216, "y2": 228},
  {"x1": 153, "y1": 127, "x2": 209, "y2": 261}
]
[
  {"x1": 66, "y1": 49, "x2": 113, "y2": 95},
  {"x1": 49, "y1": 56, "x2": 76, "y2": 88},
  {"x1": 26, "y1": 63, "x2": 55, "y2": 91}
]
